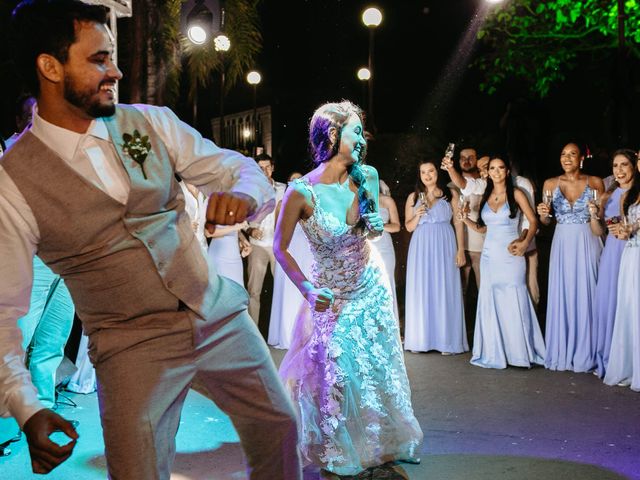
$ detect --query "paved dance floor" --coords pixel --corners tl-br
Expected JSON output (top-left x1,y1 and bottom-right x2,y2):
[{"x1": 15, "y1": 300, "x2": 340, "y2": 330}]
[{"x1": 1, "y1": 348, "x2": 638, "y2": 479}]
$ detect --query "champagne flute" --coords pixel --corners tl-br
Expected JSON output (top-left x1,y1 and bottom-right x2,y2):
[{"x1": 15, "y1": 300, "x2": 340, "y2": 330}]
[
  {"x1": 441, "y1": 143, "x2": 455, "y2": 170},
  {"x1": 621, "y1": 214, "x2": 631, "y2": 238},
  {"x1": 543, "y1": 189, "x2": 553, "y2": 218},
  {"x1": 590, "y1": 189, "x2": 600, "y2": 220},
  {"x1": 457, "y1": 194, "x2": 468, "y2": 220},
  {"x1": 418, "y1": 192, "x2": 428, "y2": 215}
]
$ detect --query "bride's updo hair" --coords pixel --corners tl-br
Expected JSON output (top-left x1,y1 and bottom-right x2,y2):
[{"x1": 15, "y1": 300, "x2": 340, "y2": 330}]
[{"x1": 308, "y1": 100, "x2": 375, "y2": 228}]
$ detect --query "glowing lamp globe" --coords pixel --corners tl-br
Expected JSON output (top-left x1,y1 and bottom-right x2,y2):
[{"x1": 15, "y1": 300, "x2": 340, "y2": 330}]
[
  {"x1": 362, "y1": 7, "x2": 382, "y2": 27},
  {"x1": 357, "y1": 67, "x2": 371, "y2": 81}
]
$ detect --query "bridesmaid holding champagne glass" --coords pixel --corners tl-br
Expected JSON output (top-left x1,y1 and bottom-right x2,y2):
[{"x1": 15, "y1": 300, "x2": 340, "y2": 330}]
[
  {"x1": 537, "y1": 142, "x2": 604, "y2": 373},
  {"x1": 604, "y1": 151, "x2": 640, "y2": 391},
  {"x1": 593, "y1": 149, "x2": 638, "y2": 377},
  {"x1": 404, "y1": 160, "x2": 467, "y2": 354}
]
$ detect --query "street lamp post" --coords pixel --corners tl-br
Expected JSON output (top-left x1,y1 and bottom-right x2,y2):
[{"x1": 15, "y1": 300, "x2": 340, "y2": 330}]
[
  {"x1": 247, "y1": 70, "x2": 262, "y2": 156},
  {"x1": 361, "y1": 7, "x2": 382, "y2": 132},
  {"x1": 214, "y1": 32, "x2": 231, "y2": 146},
  {"x1": 357, "y1": 67, "x2": 371, "y2": 110}
]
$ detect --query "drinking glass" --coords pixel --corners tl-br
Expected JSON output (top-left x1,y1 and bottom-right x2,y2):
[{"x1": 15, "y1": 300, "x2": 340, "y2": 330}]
[
  {"x1": 445, "y1": 142, "x2": 455, "y2": 159},
  {"x1": 590, "y1": 189, "x2": 600, "y2": 220},
  {"x1": 418, "y1": 192, "x2": 428, "y2": 214},
  {"x1": 441, "y1": 143, "x2": 455, "y2": 170},
  {"x1": 543, "y1": 189, "x2": 553, "y2": 218}
]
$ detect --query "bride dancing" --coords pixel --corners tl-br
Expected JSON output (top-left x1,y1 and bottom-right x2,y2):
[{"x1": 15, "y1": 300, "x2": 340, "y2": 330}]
[{"x1": 274, "y1": 101, "x2": 422, "y2": 477}]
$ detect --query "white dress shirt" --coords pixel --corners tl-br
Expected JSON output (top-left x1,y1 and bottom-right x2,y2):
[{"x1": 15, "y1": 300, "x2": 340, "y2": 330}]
[{"x1": 0, "y1": 104, "x2": 274, "y2": 426}]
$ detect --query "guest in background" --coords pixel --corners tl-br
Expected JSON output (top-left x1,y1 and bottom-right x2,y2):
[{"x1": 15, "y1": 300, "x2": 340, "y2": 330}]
[
  {"x1": 370, "y1": 179, "x2": 401, "y2": 321},
  {"x1": 510, "y1": 159, "x2": 540, "y2": 309},
  {"x1": 207, "y1": 221, "x2": 249, "y2": 286},
  {"x1": 595, "y1": 150, "x2": 638, "y2": 378},
  {"x1": 268, "y1": 172, "x2": 313, "y2": 349},
  {"x1": 404, "y1": 160, "x2": 467, "y2": 354},
  {"x1": 462, "y1": 156, "x2": 544, "y2": 369},
  {"x1": 537, "y1": 142, "x2": 604, "y2": 372},
  {"x1": 246, "y1": 153, "x2": 286, "y2": 323},
  {"x1": 5, "y1": 94, "x2": 37, "y2": 149},
  {"x1": 604, "y1": 152, "x2": 640, "y2": 391}
]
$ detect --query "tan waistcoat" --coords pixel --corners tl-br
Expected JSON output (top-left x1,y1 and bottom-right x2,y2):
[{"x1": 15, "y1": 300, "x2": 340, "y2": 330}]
[{"x1": 1, "y1": 105, "x2": 247, "y2": 344}]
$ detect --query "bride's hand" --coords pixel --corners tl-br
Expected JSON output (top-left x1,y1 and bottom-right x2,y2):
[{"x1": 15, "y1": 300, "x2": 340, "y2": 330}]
[
  {"x1": 304, "y1": 287, "x2": 334, "y2": 312},
  {"x1": 362, "y1": 212, "x2": 384, "y2": 236}
]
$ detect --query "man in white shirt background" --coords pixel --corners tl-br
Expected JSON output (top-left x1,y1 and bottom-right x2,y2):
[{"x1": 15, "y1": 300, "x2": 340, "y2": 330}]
[
  {"x1": 444, "y1": 147, "x2": 485, "y2": 334},
  {"x1": 1, "y1": 1, "x2": 300, "y2": 478},
  {"x1": 245, "y1": 152, "x2": 286, "y2": 324}
]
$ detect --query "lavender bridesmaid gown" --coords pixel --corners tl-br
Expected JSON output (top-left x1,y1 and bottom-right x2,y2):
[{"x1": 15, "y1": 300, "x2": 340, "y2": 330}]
[
  {"x1": 593, "y1": 187, "x2": 627, "y2": 377},
  {"x1": 404, "y1": 198, "x2": 467, "y2": 353},
  {"x1": 470, "y1": 204, "x2": 545, "y2": 369},
  {"x1": 545, "y1": 185, "x2": 603, "y2": 372},
  {"x1": 604, "y1": 203, "x2": 640, "y2": 391}
]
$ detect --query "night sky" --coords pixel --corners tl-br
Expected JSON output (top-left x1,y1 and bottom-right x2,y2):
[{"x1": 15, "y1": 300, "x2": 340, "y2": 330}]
[{"x1": 1, "y1": 0, "x2": 637, "y2": 183}]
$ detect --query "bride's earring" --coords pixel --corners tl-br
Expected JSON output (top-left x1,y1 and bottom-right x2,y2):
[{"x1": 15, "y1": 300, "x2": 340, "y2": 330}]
[{"x1": 580, "y1": 159, "x2": 584, "y2": 169}]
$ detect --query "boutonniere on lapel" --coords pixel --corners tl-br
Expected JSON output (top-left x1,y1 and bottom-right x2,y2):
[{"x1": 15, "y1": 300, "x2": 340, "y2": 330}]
[{"x1": 122, "y1": 130, "x2": 152, "y2": 179}]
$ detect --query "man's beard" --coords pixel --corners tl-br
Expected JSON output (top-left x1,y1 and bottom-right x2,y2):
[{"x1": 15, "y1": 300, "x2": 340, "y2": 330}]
[
  {"x1": 461, "y1": 165, "x2": 478, "y2": 174},
  {"x1": 64, "y1": 75, "x2": 116, "y2": 118}
]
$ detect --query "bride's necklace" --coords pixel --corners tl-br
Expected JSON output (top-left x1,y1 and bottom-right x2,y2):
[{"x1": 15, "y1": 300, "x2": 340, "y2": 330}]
[{"x1": 493, "y1": 191, "x2": 506, "y2": 202}]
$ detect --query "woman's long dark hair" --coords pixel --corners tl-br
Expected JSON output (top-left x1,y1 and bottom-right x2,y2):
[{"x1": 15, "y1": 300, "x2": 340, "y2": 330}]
[
  {"x1": 308, "y1": 101, "x2": 375, "y2": 228},
  {"x1": 477, "y1": 156, "x2": 518, "y2": 228},
  {"x1": 622, "y1": 151, "x2": 640, "y2": 216},
  {"x1": 412, "y1": 159, "x2": 452, "y2": 207},
  {"x1": 608, "y1": 149, "x2": 637, "y2": 193}
]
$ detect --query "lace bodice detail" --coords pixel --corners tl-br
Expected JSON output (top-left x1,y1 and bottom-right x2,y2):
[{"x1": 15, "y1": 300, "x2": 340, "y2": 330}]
[
  {"x1": 296, "y1": 179, "x2": 376, "y2": 300},
  {"x1": 415, "y1": 197, "x2": 452, "y2": 225},
  {"x1": 552, "y1": 185, "x2": 593, "y2": 224}
]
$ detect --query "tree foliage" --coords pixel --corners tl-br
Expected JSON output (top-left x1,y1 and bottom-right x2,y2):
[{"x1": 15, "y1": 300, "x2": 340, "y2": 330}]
[
  {"x1": 182, "y1": 0, "x2": 262, "y2": 101},
  {"x1": 123, "y1": 0, "x2": 261, "y2": 106},
  {"x1": 475, "y1": 0, "x2": 640, "y2": 97}
]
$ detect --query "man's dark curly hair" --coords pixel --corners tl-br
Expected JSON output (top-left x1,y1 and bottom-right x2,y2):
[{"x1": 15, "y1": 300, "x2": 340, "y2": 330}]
[{"x1": 11, "y1": 0, "x2": 108, "y2": 95}]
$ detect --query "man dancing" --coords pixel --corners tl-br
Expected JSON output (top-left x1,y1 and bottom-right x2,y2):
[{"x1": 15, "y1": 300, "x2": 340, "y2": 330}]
[{"x1": 0, "y1": 1, "x2": 300, "y2": 478}]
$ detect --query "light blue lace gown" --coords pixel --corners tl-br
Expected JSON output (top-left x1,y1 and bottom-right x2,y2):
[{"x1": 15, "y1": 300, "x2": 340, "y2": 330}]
[
  {"x1": 604, "y1": 203, "x2": 640, "y2": 391},
  {"x1": 279, "y1": 179, "x2": 423, "y2": 475},
  {"x1": 470, "y1": 203, "x2": 545, "y2": 368},
  {"x1": 545, "y1": 185, "x2": 603, "y2": 372}
]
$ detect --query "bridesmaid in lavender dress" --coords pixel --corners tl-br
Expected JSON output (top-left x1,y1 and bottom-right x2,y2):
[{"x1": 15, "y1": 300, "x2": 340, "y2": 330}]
[
  {"x1": 604, "y1": 154, "x2": 640, "y2": 391},
  {"x1": 593, "y1": 150, "x2": 637, "y2": 377},
  {"x1": 463, "y1": 157, "x2": 544, "y2": 369},
  {"x1": 537, "y1": 143, "x2": 604, "y2": 372},
  {"x1": 269, "y1": 172, "x2": 313, "y2": 349},
  {"x1": 404, "y1": 160, "x2": 467, "y2": 354},
  {"x1": 370, "y1": 180, "x2": 401, "y2": 321}
]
